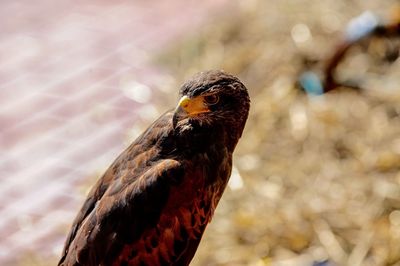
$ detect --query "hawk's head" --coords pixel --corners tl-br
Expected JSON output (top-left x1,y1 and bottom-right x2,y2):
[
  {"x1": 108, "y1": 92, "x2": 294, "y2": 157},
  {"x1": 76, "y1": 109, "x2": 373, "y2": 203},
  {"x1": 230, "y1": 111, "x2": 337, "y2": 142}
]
[{"x1": 173, "y1": 70, "x2": 250, "y2": 151}]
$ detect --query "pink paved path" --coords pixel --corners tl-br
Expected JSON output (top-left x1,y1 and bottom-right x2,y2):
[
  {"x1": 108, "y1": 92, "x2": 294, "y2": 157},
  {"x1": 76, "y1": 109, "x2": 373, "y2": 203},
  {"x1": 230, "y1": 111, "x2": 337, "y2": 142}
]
[{"x1": 0, "y1": 0, "x2": 228, "y2": 264}]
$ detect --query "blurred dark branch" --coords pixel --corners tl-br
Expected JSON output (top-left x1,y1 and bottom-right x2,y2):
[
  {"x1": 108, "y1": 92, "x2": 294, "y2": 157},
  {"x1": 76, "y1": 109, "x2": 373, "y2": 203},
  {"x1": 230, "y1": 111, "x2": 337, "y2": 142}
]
[
  {"x1": 323, "y1": 21, "x2": 400, "y2": 92},
  {"x1": 298, "y1": 11, "x2": 400, "y2": 96}
]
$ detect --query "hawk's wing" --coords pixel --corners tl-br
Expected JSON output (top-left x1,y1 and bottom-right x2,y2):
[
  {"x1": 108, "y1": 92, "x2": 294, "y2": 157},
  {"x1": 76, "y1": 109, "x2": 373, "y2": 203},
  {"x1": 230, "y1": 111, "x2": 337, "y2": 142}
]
[{"x1": 58, "y1": 158, "x2": 184, "y2": 266}]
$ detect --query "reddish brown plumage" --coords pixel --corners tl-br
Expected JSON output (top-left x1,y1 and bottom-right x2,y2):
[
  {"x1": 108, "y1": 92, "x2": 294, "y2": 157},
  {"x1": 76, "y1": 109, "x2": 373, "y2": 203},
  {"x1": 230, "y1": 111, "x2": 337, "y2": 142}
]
[{"x1": 58, "y1": 70, "x2": 250, "y2": 266}]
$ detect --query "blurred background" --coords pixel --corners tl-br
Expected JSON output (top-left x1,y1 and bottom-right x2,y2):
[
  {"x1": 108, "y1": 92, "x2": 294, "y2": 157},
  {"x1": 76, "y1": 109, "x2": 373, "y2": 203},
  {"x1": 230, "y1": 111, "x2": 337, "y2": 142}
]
[{"x1": 1, "y1": 0, "x2": 400, "y2": 265}]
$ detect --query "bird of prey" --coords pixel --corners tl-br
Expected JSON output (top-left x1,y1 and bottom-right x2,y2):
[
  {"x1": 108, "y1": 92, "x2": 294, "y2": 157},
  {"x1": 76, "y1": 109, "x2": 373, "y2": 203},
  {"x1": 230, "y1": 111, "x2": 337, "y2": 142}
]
[{"x1": 58, "y1": 70, "x2": 250, "y2": 266}]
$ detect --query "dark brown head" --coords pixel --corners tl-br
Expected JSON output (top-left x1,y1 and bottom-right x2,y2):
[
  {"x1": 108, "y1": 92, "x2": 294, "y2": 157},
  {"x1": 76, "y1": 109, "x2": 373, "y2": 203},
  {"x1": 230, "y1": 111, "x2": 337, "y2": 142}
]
[{"x1": 173, "y1": 70, "x2": 250, "y2": 151}]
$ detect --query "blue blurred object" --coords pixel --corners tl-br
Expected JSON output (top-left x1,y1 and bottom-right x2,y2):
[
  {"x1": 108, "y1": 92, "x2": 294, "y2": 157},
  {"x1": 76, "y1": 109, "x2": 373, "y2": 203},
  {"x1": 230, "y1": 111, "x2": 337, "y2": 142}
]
[
  {"x1": 312, "y1": 259, "x2": 334, "y2": 266},
  {"x1": 345, "y1": 11, "x2": 379, "y2": 42},
  {"x1": 299, "y1": 71, "x2": 324, "y2": 95}
]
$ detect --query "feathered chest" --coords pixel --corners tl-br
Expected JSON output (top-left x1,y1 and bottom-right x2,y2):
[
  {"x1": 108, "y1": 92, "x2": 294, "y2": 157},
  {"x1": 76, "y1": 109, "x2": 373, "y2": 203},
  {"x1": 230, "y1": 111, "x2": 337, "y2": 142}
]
[{"x1": 112, "y1": 156, "x2": 232, "y2": 266}]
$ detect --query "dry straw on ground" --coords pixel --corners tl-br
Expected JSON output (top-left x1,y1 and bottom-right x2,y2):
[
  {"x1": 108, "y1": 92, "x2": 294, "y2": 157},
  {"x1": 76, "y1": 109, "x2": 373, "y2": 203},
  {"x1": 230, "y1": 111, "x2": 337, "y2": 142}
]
[{"x1": 156, "y1": 0, "x2": 400, "y2": 265}]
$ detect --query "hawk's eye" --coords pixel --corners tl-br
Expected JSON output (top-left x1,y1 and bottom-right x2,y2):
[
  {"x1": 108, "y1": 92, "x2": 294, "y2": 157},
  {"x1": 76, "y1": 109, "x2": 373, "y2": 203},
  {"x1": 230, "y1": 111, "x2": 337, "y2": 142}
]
[{"x1": 204, "y1": 94, "x2": 219, "y2": 105}]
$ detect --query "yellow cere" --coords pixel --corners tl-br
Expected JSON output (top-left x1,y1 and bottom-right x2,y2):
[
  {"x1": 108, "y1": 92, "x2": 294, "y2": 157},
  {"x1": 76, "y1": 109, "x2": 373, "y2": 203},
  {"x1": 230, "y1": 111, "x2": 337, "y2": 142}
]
[{"x1": 178, "y1": 95, "x2": 210, "y2": 116}]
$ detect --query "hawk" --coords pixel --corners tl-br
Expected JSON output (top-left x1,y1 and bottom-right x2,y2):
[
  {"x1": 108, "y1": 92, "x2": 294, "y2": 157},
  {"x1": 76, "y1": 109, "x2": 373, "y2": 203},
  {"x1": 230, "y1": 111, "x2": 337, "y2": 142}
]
[{"x1": 58, "y1": 70, "x2": 250, "y2": 266}]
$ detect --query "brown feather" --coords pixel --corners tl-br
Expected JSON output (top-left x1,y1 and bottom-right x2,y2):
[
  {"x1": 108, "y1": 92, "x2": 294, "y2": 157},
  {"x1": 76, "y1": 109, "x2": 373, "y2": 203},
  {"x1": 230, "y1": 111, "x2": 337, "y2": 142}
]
[{"x1": 58, "y1": 70, "x2": 250, "y2": 266}]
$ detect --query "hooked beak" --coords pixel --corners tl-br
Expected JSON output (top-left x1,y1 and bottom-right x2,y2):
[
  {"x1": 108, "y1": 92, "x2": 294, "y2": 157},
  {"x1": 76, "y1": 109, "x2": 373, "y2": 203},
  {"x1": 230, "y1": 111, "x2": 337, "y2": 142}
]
[{"x1": 172, "y1": 95, "x2": 210, "y2": 128}]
